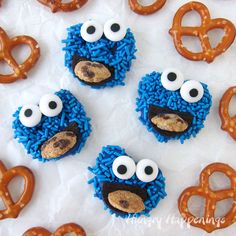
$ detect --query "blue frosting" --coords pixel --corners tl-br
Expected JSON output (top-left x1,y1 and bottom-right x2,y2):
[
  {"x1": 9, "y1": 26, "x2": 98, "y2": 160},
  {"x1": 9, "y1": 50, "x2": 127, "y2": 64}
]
[
  {"x1": 88, "y1": 145, "x2": 166, "y2": 218},
  {"x1": 136, "y1": 71, "x2": 212, "y2": 143},
  {"x1": 12, "y1": 90, "x2": 92, "y2": 162},
  {"x1": 62, "y1": 23, "x2": 136, "y2": 89}
]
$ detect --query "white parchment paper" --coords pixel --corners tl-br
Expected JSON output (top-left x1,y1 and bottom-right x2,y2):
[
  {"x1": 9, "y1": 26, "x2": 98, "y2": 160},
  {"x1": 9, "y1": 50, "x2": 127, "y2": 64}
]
[{"x1": 0, "y1": 0, "x2": 236, "y2": 235}]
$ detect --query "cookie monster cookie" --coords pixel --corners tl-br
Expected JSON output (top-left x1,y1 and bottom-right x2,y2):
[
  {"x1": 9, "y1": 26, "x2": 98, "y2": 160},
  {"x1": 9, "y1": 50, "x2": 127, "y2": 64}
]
[
  {"x1": 88, "y1": 145, "x2": 166, "y2": 218},
  {"x1": 136, "y1": 69, "x2": 212, "y2": 143},
  {"x1": 62, "y1": 19, "x2": 136, "y2": 88},
  {"x1": 12, "y1": 90, "x2": 91, "y2": 162}
]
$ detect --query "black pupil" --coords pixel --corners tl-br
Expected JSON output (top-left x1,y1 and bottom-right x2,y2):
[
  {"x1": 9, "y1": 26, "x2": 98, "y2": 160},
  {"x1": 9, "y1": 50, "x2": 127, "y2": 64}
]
[
  {"x1": 111, "y1": 23, "x2": 120, "y2": 33},
  {"x1": 49, "y1": 101, "x2": 57, "y2": 109},
  {"x1": 24, "y1": 109, "x2": 32, "y2": 117},
  {"x1": 145, "y1": 166, "x2": 153, "y2": 175},
  {"x1": 167, "y1": 72, "x2": 177, "y2": 82},
  {"x1": 87, "y1": 26, "x2": 96, "y2": 34},
  {"x1": 117, "y1": 165, "x2": 127, "y2": 175},
  {"x1": 189, "y1": 89, "x2": 198, "y2": 98}
]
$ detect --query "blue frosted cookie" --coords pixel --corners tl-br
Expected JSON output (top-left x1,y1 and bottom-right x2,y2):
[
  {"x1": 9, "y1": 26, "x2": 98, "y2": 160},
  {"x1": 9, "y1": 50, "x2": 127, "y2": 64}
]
[
  {"x1": 62, "y1": 19, "x2": 136, "y2": 88},
  {"x1": 12, "y1": 90, "x2": 91, "y2": 162},
  {"x1": 136, "y1": 68, "x2": 212, "y2": 143},
  {"x1": 88, "y1": 145, "x2": 166, "y2": 218}
]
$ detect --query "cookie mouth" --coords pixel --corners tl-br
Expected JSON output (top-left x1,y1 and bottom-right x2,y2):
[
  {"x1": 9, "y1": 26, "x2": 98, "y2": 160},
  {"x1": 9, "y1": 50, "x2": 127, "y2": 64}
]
[
  {"x1": 102, "y1": 182, "x2": 148, "y2": 215},
  {"x1": 40, "y1": 122, "x2": 81, "y2": 159},
  {"x1": 72, "y1": 55, "x2": 114, "y2": 86},
  {"x1": 148, "y1": 105, "x2": 193, "y2": 137}
]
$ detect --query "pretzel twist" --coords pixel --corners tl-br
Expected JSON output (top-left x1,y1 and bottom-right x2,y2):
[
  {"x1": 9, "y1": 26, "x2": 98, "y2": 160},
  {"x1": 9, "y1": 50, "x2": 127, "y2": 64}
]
[
  {"x1": 37, "y1": 0, "x2": 88, "y2": 13},
  {"x1": 0, "y1": 27, "x2": 40, "y2": 83},
  {"x1": 128, "y1": 0, "x2": 166, "y2": 15},
  {"x1": 178, "y1": 163, "x2": 236, "y2": 233},
  {"x1": 219, "y1": 87, "x2": 236, "y2": 140},
  {"x1": 23, "y1": 223, "x2": 86, "y2": 236},
  {"x1": 0, "y1": 161, "x2": 35, "y2": 220},
  {"x1": 169, "y1": 1, "x2": 236, "y2": 63}
]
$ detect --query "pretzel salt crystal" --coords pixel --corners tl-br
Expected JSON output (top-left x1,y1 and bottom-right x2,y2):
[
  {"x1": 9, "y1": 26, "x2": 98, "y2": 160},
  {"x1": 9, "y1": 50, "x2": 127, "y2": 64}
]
[
  {"x1": 169, "y1": 1, "x2": 236, "y2": 63},
  {"x1": 37, "y1": 0, "x2": 88, "y2": 13},
  {"x1": 0, "y1": 160, "x2": 35, "y2": 220},
  {"x1": 0, "y1": 27, "x2": 40, "y2": 83},
  {"x1": 178, "y1": 163, "x2": 236, "y2": 233},
  {"x1": 23, "y1": 223, "x2": 86, "y2": 236},
  {"x1": 128, "y1": 0, "x2": 166, "y2": 15}
]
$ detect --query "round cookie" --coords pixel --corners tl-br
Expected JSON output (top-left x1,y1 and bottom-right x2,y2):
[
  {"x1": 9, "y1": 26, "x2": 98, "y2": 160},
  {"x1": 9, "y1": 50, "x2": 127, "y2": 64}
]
[
  {"x1": 88, "y1": 145, "x2": 166, "y2": 218},
  {"x1": 136, "y1": 69, "x2": 212, "y2": 143},
  {"x1": 62, "y1": 19, "x2": 136, "y2": 88},
  {"x1": 13, "y1": 90, "x2": 91, "y2": 162}
]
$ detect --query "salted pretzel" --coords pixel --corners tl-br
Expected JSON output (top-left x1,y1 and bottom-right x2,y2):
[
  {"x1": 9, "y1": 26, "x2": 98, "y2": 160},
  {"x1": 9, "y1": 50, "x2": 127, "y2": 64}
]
[
  {"x1": 0, "y1": 160, "x2": 35, "y2": 220},
  {"x1": 128, "y1": 0, "x2": 166, "y2": 15},
  {"x1": 23, "y1": 223, "x2": 86, "y2": 236},
  {"x1": 37, "y1": 0, "x2": 88, "y2": 13},
  {"x1": 169, "y1": 1, "x2": 236, "y2": 63},
  {"x1": 178, "y1": 163, "x2": 236, "y2": 233},
  {"x1": 219, "y1": 87, "x2": 236, "y2": 140},
  {"x1": 0, "y1": 27, "x2": 40, "y2": 83}
]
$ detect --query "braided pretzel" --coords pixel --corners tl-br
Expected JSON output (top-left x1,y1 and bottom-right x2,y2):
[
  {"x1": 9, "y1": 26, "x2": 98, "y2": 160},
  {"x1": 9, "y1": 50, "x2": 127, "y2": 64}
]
[
  {"x1": 178, "y1": 163, "x2": 236, "y2": 233},
  {"x1": 0, "y1": 160, "x2": 35, "y2": 220},
  {"x1": 169, "y1": 1, "x2": 236, "y2": 63},
  {"x1": 219, "y1": 87, "x2": 236, "y2": 140},
  {"x1": 23, "y1": 223, "x2": 86, "y2": 236},
  {"x1": 37, "y1": 0, "x2": 88, "y2": 13},
  {"x1": 128, "y1": 0, "x2": 166, "y2": 15},
  {"x1": 0, "y1": 27, "x2": 40, "y2": 83}
]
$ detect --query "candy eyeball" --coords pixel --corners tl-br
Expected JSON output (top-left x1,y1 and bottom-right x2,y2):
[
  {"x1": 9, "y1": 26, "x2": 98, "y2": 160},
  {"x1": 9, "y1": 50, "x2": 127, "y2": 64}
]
[
  {"x1": 112, "y1": 155, "x2": 136, "y2": 180},
  {"x1": 180, "y1": 80, "x2": 204, "y2": 103},
  {"x1": 39, "y1": 94, "x2": 63, "y2": 117},
  {"x1": 19, "y1": 105, "x2": 42, "y2": 128},
  {"x1": 81, "y1": 20, "x2": 103, "y2": 43},
  {"x1": 136, "y1": 159, "x2": 159, "y2": 183},
  {"x1": 161, "y1": 68, "x2": 184, "y2": 91},
  {"x1": 104, "y1": 19, "x2": 127, "y2": 42}
]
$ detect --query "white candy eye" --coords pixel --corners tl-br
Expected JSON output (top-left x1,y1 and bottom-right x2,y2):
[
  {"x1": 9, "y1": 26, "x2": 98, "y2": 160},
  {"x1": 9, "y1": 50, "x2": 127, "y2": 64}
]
[
  {"x1": 136, "y1": 159, "x2": 159, "y2": 183},
  {"x1": 180, "y1": 80, "x2": 204, "y2": 103},
  {"x1": 19, "y1": 105, "x2": 42, "y2": 128},
  {"x1": 81, "y1": 20, "x2": 103, "y2": 43},
  {"x1": 161, "y1": 68, "x2": 184, "y2": 91},
  {"x1": 112, "y1": 156, "x2": 136, "y2": 180},
  {"x1": 39, "y1": 94, "x2": 63, "y2": 117},
  {"x1": 104, "y1": 19, "x2": 127, "y2": 42}
]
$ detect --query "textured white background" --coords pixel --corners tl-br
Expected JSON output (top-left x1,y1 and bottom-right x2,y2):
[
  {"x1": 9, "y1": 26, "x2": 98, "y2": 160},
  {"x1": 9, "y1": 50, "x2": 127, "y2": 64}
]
[{"x1": 0, "y1": 0, "x2": 236, "y2": 235}]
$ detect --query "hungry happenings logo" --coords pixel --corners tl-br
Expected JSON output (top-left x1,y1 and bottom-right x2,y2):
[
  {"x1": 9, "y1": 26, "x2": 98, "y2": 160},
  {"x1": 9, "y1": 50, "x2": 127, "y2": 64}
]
[{"x1": 125, "y1": 214, "x2": 226, "y2": 230}]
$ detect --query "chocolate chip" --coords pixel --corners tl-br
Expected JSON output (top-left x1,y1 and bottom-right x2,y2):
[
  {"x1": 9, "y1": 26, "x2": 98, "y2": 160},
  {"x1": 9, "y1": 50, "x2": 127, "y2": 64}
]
[
  {"x1": 53, "y1": 139, "x2": 70, "y2": 149},
  {"x1": 81, "y1": 66, "x2": 95, "y2": 79},
  {"x1": 119, "y1": 200, "x2": 129, "y2": 209}
]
